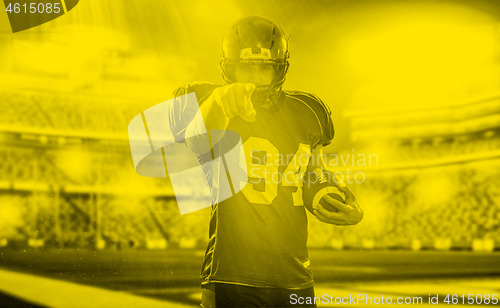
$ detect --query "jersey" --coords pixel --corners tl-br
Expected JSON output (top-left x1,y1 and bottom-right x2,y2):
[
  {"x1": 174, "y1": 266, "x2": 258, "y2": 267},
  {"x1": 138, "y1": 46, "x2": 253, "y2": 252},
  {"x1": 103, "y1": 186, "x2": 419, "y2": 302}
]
[{"x1": 170, "y1": 82, "x2": 335, "y2": 289}]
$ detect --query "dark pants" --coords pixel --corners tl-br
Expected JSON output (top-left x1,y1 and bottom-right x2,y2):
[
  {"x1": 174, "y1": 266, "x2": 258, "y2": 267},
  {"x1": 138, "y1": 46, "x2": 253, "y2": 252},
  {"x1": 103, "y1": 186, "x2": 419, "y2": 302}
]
[{"x1": 201, "y1": 283, "x2": 317, "y2": 308}]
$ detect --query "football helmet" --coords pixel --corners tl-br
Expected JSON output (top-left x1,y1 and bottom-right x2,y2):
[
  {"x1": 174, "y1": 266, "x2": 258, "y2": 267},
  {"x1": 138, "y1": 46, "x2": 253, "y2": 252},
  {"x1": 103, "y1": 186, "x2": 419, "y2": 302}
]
[{"x1": 220, "y1": 16, "x2": 290, "y2": 105}]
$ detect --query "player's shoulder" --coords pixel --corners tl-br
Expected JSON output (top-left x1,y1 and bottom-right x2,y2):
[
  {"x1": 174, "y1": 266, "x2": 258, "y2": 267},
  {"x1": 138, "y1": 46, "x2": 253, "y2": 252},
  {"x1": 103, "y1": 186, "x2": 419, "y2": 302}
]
[
  {"x1": 172, "y1": 81, "x2": 221, "y2": 101},
  {"x1": 283, "y1": 90, "x2": 331, "y2": 117},
  {"x1": 284, "y1": 90, "x2": 335, "y2": 145},
  {"x1": 283, "y1": 89, "x2": 322, "y2": 101}
]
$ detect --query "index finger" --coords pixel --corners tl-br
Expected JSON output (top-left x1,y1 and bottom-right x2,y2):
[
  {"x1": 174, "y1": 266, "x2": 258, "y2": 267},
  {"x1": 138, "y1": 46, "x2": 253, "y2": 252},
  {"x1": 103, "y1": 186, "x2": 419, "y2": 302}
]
[{"x1": 244, "y1": 83, "x2": 255, "y2": 97}]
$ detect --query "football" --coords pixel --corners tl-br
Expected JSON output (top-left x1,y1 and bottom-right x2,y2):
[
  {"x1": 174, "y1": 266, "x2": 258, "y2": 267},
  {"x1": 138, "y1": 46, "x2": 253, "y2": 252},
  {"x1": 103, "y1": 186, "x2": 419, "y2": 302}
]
[{"x1": 302, "y1": 168, "x2": 346, "y2": 214}]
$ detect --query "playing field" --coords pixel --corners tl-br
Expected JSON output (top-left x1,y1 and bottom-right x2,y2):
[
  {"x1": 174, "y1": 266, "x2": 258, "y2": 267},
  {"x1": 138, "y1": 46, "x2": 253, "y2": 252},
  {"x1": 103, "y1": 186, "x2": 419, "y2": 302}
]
[{"x1": 1, "y1": 249, "x2": 499, "y2": 307}]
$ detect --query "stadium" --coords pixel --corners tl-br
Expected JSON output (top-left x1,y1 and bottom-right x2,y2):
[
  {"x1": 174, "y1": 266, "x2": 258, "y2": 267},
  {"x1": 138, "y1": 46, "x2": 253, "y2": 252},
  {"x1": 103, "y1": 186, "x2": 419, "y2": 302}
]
[{"x1": 1, "y1": 0, "x2": 500, "y2": 307}]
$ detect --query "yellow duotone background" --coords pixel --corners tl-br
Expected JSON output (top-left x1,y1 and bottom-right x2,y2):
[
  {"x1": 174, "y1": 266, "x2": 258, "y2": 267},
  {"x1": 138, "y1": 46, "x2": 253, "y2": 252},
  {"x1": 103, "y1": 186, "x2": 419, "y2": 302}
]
[{"x1": 1, "y1": 0, "x2": 500, "y2": 306}]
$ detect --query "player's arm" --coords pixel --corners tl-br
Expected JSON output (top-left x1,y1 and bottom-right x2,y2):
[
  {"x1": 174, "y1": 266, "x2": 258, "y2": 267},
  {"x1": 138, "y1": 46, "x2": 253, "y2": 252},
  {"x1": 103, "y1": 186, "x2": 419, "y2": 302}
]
[
  {"x1": 308, "y1": 145, "x2": 364, "y2": 226},
  {"x1": 185, "y1": 83, "x2": 256, "y2": 154}
]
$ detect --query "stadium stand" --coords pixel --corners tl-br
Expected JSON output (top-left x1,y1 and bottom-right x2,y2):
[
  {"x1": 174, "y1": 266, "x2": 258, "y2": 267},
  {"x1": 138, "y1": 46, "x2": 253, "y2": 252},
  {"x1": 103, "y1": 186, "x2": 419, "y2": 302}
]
[
  {"x1": 1, "y1": 74, "x2": 499, "y2": 252},
  {"x1": 0, "y1": 80, "x2": 214, "y2": 251},
  {"x1": 312, "y1": 90, "x2": 500, "y2": 250}
]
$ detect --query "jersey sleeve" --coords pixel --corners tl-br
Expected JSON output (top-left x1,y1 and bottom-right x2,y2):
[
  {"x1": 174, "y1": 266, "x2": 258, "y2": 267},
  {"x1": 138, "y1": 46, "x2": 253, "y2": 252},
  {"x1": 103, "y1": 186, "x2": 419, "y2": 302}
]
[{"x1": 169, "y1": 82, "x2": 219, "y2": 144}]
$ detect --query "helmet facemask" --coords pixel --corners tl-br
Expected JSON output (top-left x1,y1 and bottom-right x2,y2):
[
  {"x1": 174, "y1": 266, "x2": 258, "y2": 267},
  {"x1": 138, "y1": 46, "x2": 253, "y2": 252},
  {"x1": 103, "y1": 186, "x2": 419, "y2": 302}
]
[{"x1": 220, "y1": 60, "x2": 289, "y2": 105}]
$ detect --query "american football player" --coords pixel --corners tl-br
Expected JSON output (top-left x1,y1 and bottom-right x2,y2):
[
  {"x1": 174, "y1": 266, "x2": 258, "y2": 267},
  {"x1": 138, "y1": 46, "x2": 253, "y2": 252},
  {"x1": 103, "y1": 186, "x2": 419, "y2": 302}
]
[{"x1": 170, "y1": 16, "x2": 363, "y2": 308}]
